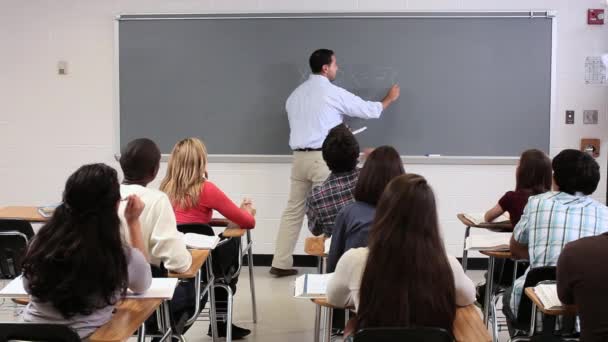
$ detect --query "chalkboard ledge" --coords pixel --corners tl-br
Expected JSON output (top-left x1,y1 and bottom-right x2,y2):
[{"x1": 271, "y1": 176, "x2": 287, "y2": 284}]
[{"x1": 115, "y1": 154, "x2": 518, "y2": 165}]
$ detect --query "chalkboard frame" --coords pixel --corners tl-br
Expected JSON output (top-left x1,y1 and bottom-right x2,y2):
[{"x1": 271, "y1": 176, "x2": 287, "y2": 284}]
[{"x1": 114, "y1": 11, "x2": 557, "y2": 164}]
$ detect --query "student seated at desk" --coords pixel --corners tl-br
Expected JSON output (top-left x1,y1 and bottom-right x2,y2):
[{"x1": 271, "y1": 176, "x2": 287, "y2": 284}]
[
  {"x1": 478, "y1": 149, "x2": 552, "y2": 302},
  {"x1": 484, "y1": 148, "x2": 552, "y2": 227},
  {"x1": 327, "y1": 174, "x2": 475, "y2": 337},
  {"x1": 326, "y1": 145, "x2": 404, "y2": 272},
  {"x1": 118, "y1": 138, "x2": 197, "y2": 334},
  {"x1": 305, "y1": 124, "x2": 360, "y2": 237},
  {"x1": 20, "y1": 164, "x2": 152, "y2": 339},
  {"x1": 557, "y1": 232, "x2": 608, "y2": 342},
  {"x1": 160, "y1": 137, "x2": 255, "y2": 339},
  {"x1": 503, "y1": 149, "x2": 608, "y2": 329}
]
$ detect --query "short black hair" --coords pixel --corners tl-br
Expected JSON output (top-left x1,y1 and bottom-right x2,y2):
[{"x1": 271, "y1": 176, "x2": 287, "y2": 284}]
[
  {"x1": 309, "y1": 49, "x2": 334, "y2": 74},
  {"x1": 552, "y1": 149, "x2": 600, "y2": 195},
  {"x1": 119, "y1": 138, "x2": 161, "y2": 182},
  {"x1": 322, "y1": 124, "x2": 359, "y2": 173}
]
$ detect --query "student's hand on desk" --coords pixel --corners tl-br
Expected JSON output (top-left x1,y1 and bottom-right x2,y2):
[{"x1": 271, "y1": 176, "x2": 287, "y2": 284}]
[{"x1": 124, "y1": 195, "x2": 145, "y2": 223}]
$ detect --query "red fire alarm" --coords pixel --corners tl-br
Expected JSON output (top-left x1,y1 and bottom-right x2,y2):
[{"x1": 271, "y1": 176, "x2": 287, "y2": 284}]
[{"x1": 588, "y1": 9, "x2": 605, "y2": 25}]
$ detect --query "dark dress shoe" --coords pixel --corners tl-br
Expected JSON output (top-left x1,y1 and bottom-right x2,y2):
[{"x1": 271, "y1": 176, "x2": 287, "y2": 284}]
[{"x1": 269, "y1": 267, "x2": 298, "y2": 277}]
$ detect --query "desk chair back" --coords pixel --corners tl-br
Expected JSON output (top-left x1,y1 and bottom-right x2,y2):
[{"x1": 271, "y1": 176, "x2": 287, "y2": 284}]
[
  {"x1": 512, "y1": 266, "x2": 557, "y2": 329},
  {"x1": 0, "y1": 219, "x2": 34, "y2": 279},
  {"x1": 353, "y1": 327, "x2": 454, "y2": 342},
  {"x1": 177, "y1": 223, "x2": 240, "y2": 283},
  {"x1": 0, "y1": 322, "x2": 80, "y2": 342}
]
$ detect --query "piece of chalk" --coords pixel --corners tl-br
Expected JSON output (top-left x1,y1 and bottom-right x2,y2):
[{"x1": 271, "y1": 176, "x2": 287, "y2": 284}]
[
  {"x1": 352, "y1": 126, "x2": 367, "y2": 135},
  {"x1": 426, "y1": 154, "x2": 441, "y2": 157}
]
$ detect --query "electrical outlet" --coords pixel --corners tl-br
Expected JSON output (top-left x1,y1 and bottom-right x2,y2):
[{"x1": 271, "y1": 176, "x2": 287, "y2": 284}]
[
  {"x1": 57, "y1": 61, "x2": 68, "y2": 75},
  {"x1": 565, "y1": 110, "x2": 575, "y2": 124},
  {"x1": 584, "y1": 110, "x2": 599, "y2": 124}
]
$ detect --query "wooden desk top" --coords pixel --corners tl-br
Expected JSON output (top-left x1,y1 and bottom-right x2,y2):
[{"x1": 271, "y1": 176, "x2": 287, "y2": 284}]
[
  {"x1": 457, "y1": 213, "x2": 513, "y2": 231},
  {"x1": 0, "y1": 206, "x2": 47, "y2": 223},
  {"x1": 168, "y1": 249, "x2": 209, "y2": 279},
  {"x1": 89, "y1": 298, "x2": 162, "y2": 342},
  {"x1": 304, "y1": 236, "x2": 327, "y2": 257},
  {"x1": 524, "y1": 287, "x2": 577, "y2": 316},
  {"x1": 311, "y1": 298, "x2": 490, "y2": 342},
  {"x1": 479, "y1": 250, "x2": 512, "y2": 259}
]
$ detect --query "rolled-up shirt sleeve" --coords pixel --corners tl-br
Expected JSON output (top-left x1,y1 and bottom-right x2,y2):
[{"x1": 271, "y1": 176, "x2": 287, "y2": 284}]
[{"x1": 332, "y1": 86, "x2": 383, "y2": 119}]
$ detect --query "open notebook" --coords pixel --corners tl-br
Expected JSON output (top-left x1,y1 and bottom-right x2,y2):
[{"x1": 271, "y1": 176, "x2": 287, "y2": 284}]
[
  {"x1": 463, "y1": 212, "x2": 510, "y2": 225},
  {"x1": 183, "y1": 233, "x2": 220, "y2": 250},
  {"x1": 0, "y1": 276, "x2": 178, "y2": 300},
  {"x1": 534, "y1": 283, "x2": 564, "y2": 310},
  {"x1": 294, "y1": 273, "x2": 333, "y2": 299},
  {"x1": 465, "y1": 233, "x2": 511, "y2": 251}
]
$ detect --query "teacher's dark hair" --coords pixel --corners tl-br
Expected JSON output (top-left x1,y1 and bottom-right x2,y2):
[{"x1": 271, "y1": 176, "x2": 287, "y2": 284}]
[
  {"x1": 22, "y1": 163, "x2": 129, "y2": 318},
  {"x1": 309, "y1": 49, "x2": 334, "y2": 74},
  {"x1": 355, "y1": 174, "x2": 456, "y2": 332}
]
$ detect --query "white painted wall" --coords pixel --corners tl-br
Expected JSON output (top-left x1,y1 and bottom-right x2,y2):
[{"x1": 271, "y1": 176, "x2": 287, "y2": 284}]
[{"x1": 2, "y1": 0, "x2": 608, "y2": 257}]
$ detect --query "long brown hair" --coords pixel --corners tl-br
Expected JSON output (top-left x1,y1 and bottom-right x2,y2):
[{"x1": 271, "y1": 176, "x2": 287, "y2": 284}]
[
  {"x1": 160, "y1": 137, "x2": 208, "y2": 209},
  {"x1": 354, "y1": 146, "x2": 405, "y2": 206},
  {"x1": 355, "y1": 174, "x2": 456, "y2": 332},
  {"x1": 515, "y1": 149, "x2": 552, "y2": 195}
]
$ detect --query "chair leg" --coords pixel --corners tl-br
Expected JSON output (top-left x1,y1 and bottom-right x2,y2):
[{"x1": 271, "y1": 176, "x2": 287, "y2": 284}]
[
  {"x1": 226, "y1": 285, "x2": 234, "y2": 342},
  {"x1": 314, "y1": 304, "x2": 321, "y2": 342},
  {"x1": 323, "y1": 306, "x2": 333, "y2": 342},
  {"x1": 246, "y1": 230, "x2": 258, "y2": 323},
  {"x1": 462, "y1": 225, "x2": 471, "y2": 272},
  {"x1": 317, "y1": 256, "x2": 324, "y2": 274},
  {"x1": 137, "y1": 323, "x2": 146, "y2": 342}
]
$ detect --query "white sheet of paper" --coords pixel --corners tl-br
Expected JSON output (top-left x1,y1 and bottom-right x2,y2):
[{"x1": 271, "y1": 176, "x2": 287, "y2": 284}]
[{"x1": 0, "y1": 276, "x2": 178, "y2": 300}]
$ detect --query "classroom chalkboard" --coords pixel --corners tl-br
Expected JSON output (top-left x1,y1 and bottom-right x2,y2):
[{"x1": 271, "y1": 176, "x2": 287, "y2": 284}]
[{"x1": 118, "y1": 12, "x2": 553, "y2": 156}]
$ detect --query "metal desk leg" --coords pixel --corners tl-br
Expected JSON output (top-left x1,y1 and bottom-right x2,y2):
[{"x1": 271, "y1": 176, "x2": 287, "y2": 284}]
[
  {"x1": 483, "y1": 256, "x2": 495, "y2": 326},
  {"x1": 246, "y1": 230, "x2": 258, "y2": 323},
  {"x1": 207, "y1": 254, "x2": 219, "y2": 341},
  {"x1": 137, "y1": 323, "x2": 145, "y2": 342},
  {"x1": 157, "y1": 301, "x2": 173, "y2": 342},
  {"x1": 317, "y1": 256, "x2": 324, "y2": 274},
  {"x1": 462, "y1": 226, "x2": 471, "y2": 272},
  {"x1": 314, "y1": 305, "x2": 321, "y2": 342},
  {"x1": 322, "y1": 306, "x2": 333, "y2": 342},
  {"x1": 529, "y1": 303, "x2": 537, "y2": 337}
]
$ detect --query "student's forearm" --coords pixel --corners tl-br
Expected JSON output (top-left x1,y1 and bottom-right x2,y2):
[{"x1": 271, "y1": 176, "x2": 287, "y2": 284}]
[{"x1": 509, "y1": 236, "x2": 529, "y2": 260}]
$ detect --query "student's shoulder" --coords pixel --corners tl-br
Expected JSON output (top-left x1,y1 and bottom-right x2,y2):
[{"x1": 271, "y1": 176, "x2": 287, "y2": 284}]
[
  {"x1": 121, "y1": 184, "x2": 167, "y2": 202},
  {"x1": 341, "y1": 247, "x2": 369, "y2": 263}
]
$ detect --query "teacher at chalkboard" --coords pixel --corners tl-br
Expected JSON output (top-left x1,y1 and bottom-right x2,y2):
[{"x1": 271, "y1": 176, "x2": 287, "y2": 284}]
[{"x1": 270, "y1": 49, "x2": 401, "y2": 277}]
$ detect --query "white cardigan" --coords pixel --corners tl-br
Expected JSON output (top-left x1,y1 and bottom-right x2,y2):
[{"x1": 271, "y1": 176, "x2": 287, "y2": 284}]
[{"x1": 326, "y1": 247, "x2": 476, "y2": 311}]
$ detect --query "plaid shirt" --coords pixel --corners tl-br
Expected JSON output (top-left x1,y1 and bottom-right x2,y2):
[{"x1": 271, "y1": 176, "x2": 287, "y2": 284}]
[
  {"x1": 510, "y1": 191, "x2": 608, "y2": 318},
  {"x1": 306, "y1": 169, "x2": 359, "y2": 237}
]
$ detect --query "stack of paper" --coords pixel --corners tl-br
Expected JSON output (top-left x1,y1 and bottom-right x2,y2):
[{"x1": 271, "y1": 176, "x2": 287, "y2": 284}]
[
  {"x1": 463, "y1": 212, "x2": 510, "y2": 225},
  {"x1": 534, "y1": 283, "x2": 563, "y2": 310},
  {"x1": 294, "y1": 273, "x2": 333, "y2": 299},
  {"x1": 0, "y1": 276, "x2": 178, "y2": 300},
  {"x1": 465, "y1": 233, "x2": 511, "y2": 251},
  {"x1": 183, "y1": 233, "x2": 220, "y2": 250}
]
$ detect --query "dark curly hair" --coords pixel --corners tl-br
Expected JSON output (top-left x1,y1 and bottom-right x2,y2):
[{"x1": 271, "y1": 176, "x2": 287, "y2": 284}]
[
  {"x1": 322, "y1": 124, "x2": 360, "y2": 173},
  {"x1": 552, "y1": 149, "x2": 600, "y2": 195},
  {"x1": 21, "y1": 163, "x2": 129, "y2": 318}
]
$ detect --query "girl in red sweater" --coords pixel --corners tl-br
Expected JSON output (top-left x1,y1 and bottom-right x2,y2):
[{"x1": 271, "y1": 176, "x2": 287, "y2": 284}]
[{"x1": 160, "y1": 137, "x2": 255, "y2": 339}]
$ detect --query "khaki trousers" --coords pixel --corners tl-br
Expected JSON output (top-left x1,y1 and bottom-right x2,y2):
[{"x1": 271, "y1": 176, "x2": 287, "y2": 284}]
[{"x1": 271, "y1": 151, "x2": 330, "y2": 269}]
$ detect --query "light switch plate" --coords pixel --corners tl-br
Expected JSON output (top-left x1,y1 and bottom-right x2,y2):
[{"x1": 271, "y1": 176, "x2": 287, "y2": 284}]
[
  {"x1": 583, "y1": 110, "x2": 598, "y2": 124},
  {"x1": 566, "y1": 110, "x2": 575, "y2": 124}
]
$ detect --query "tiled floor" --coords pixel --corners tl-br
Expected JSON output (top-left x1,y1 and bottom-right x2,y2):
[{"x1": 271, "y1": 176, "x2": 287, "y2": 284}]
[{"x1": 0, "y1": 268, "x2": 509, "y2": 341}]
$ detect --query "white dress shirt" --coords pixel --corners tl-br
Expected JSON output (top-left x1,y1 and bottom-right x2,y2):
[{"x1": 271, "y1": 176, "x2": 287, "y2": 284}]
[{"x1": 286, "y1": 74, "x2": 384, "y2": 150}]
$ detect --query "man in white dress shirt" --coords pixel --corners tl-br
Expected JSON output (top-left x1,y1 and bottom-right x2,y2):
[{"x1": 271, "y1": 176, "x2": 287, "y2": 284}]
[{"x1": 270, "y1": 49, "x2": 401, "y2": 276}]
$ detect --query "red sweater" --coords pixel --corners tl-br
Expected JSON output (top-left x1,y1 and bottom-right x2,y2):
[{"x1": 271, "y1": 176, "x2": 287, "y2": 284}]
[{"x1": 173, "y1": 181, "x2": 256, "y2": 229}]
